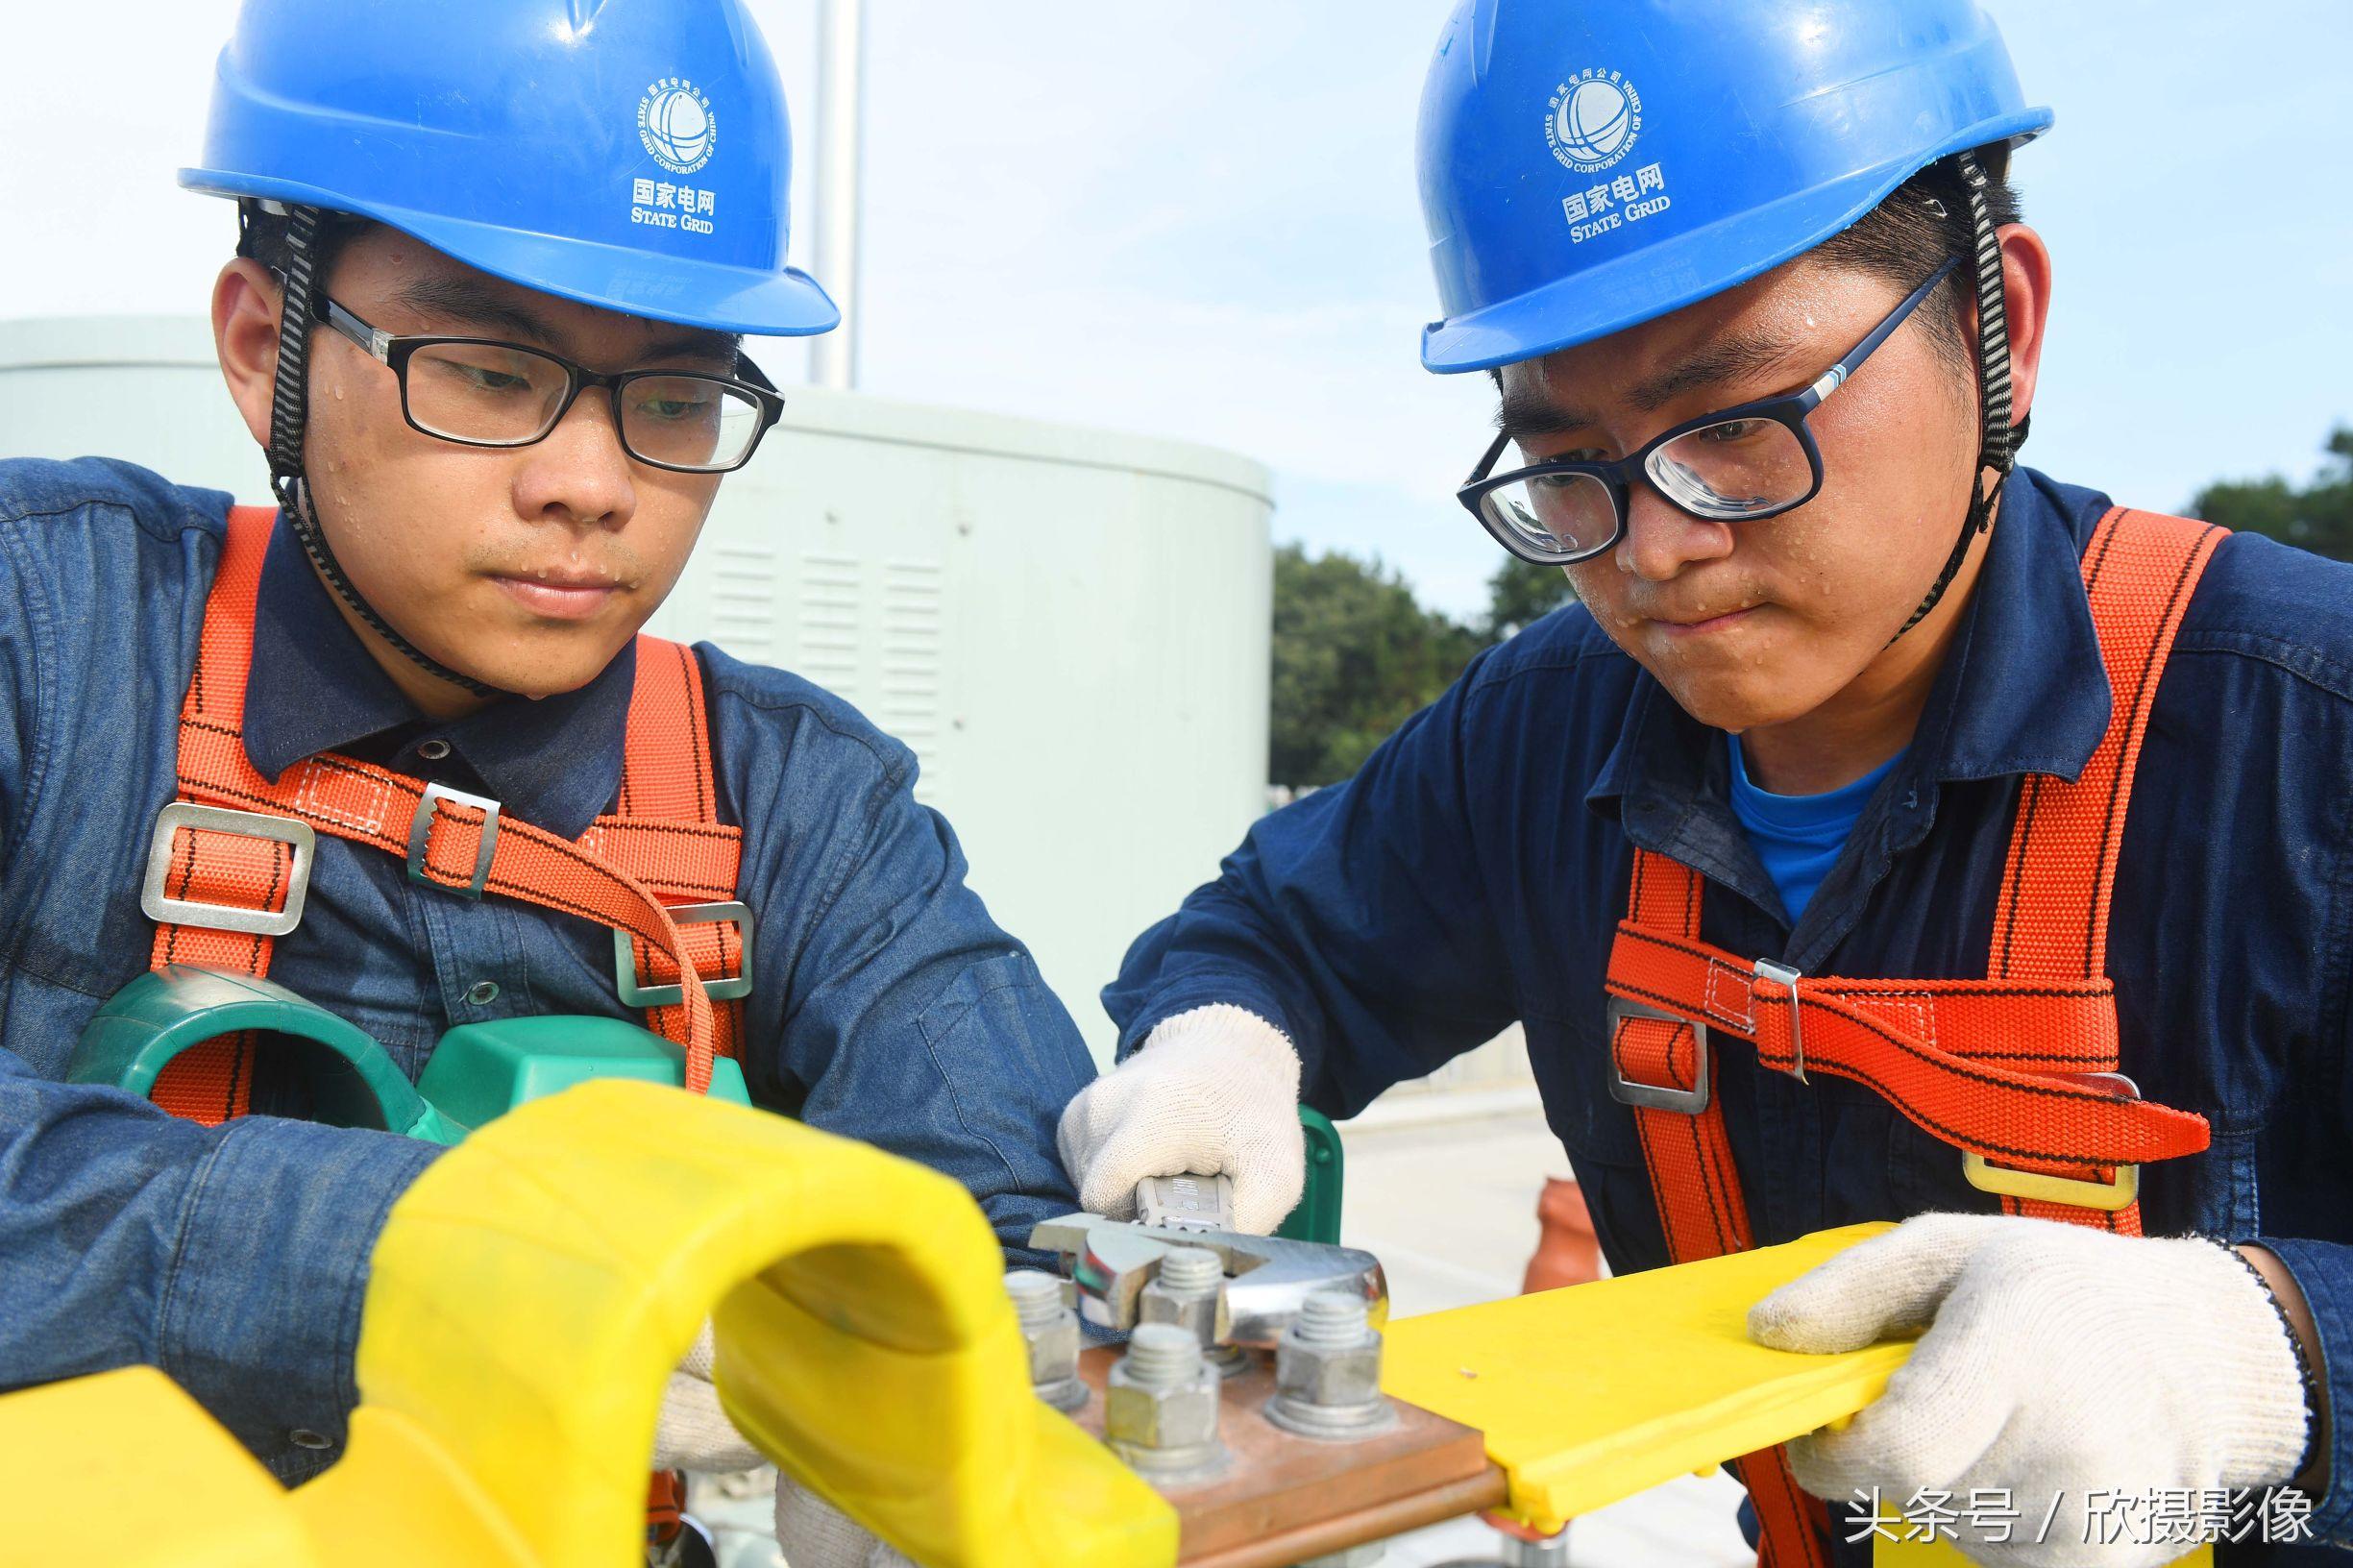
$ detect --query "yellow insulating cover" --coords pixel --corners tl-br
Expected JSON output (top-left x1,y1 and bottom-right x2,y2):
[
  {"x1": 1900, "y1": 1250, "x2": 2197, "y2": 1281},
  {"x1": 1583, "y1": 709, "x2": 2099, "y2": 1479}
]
[
  {"x1": 341, "y1": 1078, "x2": 1173, "y2": 1568},
  {"x1": 0, "y1": 1365, "x2": 322, "y2": 1568},
  {"x1": 287, "y1": 1402, "x2": 537, "y2": 1568},
  {"x1": 1382, "y1": 1223, "x2": 1912, "y2": 1533}
]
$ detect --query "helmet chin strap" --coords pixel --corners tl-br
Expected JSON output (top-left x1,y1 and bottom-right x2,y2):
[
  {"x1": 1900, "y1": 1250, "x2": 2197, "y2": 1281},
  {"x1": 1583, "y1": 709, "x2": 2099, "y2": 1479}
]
[
  {"x1": 1887, "y1": 149, "x2": 2026, "y2": 646},
  {"x1": 263, "y1": 203, "x2": 504, "y2": 700}
]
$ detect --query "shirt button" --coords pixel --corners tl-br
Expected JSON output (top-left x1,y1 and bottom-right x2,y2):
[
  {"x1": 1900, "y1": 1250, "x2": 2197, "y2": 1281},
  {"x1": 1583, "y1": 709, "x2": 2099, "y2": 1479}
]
[
  {"x1": 467, "y1": 980, "x2": 501, "y2": 1006},
  {"x1": 289, "y1": 1428, "x2": 332, "y2": 1450},
  {"x1": 418, "y1": 738, "x2": 453, "y2": 761}
]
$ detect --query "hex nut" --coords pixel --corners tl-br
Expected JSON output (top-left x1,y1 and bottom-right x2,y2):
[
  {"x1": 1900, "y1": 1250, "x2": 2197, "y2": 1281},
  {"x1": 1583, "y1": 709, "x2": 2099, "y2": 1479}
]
[
  {"x1": 1139, "y1": 1279, "x2": 1222, "y2": 1346},
  {"x1": 1005, "y1": 1268, "x2": 1088, "y2": 1412},
  {"x1": 1106, "y1": 1360, "x2": 1221, "y2": 1451},
  {"x1": 1275, "y1": 1333, "x2": 1384, "y2": 1410},
  {"x1": 1105, "y1": 1324, "x2": 1226, "y2": 1481},
  {"x1": 1022, "y1": 1310, "x2": 1081, "y2": 1389},
  {"x1": 1264, "y1": 1296, "x2": 1395, "y2": 1440}
]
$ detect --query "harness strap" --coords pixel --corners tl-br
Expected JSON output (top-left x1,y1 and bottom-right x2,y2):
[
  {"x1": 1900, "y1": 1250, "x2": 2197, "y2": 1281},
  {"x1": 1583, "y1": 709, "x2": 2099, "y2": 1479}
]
[
  {"x1": 595, "y1": 637, "x2": 747, "y2": 1060},
  {"x1": 1606, "y1": 923, "x2": 2209, "y2": 1168},
  {"x1": 1601, "y1": 507, "x2": 2224, "y2": 1566},
  {"x1": 149, "y1": 506, "x2": 744, "y2": 1122},
  {"x1": 146, "y1": 834, "x2": 292, "y2": 1119},
  {"x1": 1984, "y1": 510, "x2": 2224, "y2": 1225}
]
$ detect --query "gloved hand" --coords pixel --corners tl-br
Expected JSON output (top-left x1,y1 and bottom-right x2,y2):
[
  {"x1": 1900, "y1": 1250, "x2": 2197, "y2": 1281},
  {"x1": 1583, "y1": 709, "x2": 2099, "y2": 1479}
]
[
  {"x1": 1749, "y1": 1213, "x2": 2313, "y2": 1566},
  {"x1": 774, "y1": 1472, "x2": 916, "y2": 1568},
  {"x1": 1055, "y1": 1003, "x2": 1305, "y2": 1235},
  {"x1": 651, "y1": 1322, "x2": 765, "y2": 1474}
]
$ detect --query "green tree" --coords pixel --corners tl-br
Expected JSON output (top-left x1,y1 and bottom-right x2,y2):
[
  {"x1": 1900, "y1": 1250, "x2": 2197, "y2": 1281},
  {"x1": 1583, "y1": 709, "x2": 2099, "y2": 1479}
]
[
  {"x1": 1483, "y1": 556, "x2": 1578, "y2": 643},
  {"x1": 1270, "y1": 544, "x2": 1482, "y2": 788},
  {"x1": 2191, "y1": 428, "x2": 2353, "y2": 560}
]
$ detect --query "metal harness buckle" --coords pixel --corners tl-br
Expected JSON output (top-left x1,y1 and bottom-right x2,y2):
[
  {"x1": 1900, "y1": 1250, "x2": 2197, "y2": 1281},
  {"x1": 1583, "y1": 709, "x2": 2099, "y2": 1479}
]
[
  {"x1": 140, "y1": 803, "x2": 316, "y2": 938},
  {"x1": 1752, "y1": 957, "x2": 1808, "y2": 1086},
  {"x1": 1604, "y1": 995, "x2": 1711, "y2": 1115},
  {"x1": 613, "y1": 900, "x2": 755, "y2": 1007},
  {"x1": 406, "y1": 783, "x2": 500, "y2": 899},
  {"x1": 1961, "y1": 1071, "x2": 2142, "y2": 1213}
]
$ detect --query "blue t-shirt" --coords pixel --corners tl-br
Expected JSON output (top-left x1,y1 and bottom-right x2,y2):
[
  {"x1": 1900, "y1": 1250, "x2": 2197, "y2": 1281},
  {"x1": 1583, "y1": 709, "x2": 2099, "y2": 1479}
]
[{"x1": 1726, "y1": 736, "x2": 1903, "y2": 924}]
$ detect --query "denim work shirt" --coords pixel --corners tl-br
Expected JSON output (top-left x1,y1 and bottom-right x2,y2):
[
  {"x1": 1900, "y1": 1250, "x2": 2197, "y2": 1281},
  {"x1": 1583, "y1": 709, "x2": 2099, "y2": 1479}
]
[
  {"x1": 0, "y1": 457, "x2": 1093, "y2": 1480},
  {"x1": 1107, "y1": 468, "x2": 2353, "y2": 1561}
]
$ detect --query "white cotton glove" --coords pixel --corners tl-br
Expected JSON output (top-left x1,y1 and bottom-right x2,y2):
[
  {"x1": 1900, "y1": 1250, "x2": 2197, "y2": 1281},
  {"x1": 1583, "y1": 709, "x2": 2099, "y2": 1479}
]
[
  {"x1": 773, "y1": 1473, "x2": 917, "y2": 1568},
  {"x1": 1749, "y1": 1213, "x2": 2313, "y2": 1567},
  {"x1": 1056, "y1": 1003, "x2": 1305, "y2": 1235},
  {"x1": 650, "y1": 1322, "x2": 766, "y2": 1475}
]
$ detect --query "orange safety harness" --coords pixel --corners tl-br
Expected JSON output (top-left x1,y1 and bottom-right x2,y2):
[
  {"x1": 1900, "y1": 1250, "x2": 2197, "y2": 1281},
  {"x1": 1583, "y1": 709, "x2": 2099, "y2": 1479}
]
[
  {"x1": 138, "y1": 504, "x2": 748, "y2": 1124},
  {"x1": 1601, "y1": 507, "x2": 2225, "y2": 1567}
]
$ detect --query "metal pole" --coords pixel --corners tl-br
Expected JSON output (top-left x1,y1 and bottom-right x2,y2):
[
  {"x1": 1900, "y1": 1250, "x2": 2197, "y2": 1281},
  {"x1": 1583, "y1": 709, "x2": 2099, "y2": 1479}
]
[{"x1": 809, "y1": 0, "x2": 865, "y2": 391}]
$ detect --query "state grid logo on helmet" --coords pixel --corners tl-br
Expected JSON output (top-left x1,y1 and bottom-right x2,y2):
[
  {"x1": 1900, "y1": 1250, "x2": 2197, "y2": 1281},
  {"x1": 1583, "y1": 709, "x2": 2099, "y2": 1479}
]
[
  {"x1": 639, "y1": 78, "x2": 718, "y2": 175},
  {"x1": 1544, "y1": 69, "x2": 1642, "y2": 174}
]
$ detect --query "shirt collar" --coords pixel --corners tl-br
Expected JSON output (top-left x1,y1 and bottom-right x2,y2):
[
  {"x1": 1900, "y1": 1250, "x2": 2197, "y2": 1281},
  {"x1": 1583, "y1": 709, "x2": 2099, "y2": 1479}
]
[
  {"x1": 243, "y1": 516, "x2": 637, "y2": 839},
  {"x1": 1588, "y1": 468, "x2": 2117, "y2": 827}
]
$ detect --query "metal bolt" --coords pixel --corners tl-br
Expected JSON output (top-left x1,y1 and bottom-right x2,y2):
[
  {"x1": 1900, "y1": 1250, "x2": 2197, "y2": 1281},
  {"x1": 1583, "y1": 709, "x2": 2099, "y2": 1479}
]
[
  {"x1": 1264, "y1": 1289, "x2": 1395, "y2": 1441},
  {"x1": 1006, "y1": 1268, "x2": 1063, "y2": 1327},
  {"x1": 1105, "y1": 1323, "x2": 1226, "y2": 1482},
  {"x1": 1158, "y1": 1246, "x2": 1223, "y2": 1292},
  {"x1": 1004, "y1": 1269, "x2": 1087, "y2": 1412},
  {"x1": 1139, "y1": 1246, "x2": 1250, "y2": 1380},
  {"x1": 1295, "y1": 1289, "x2": 1370, "y2": 1347},
  {"x1": 1122, "y1": 1321, "x2": 1201, "y2": 1386}
]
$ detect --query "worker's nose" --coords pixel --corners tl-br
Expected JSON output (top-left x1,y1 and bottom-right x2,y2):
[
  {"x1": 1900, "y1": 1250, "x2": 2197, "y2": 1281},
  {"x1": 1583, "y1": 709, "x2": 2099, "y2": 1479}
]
[
  {"x1": 510, "y1": 393, "x2": 637, "y2": 533},
  {"x1": 1614, "y1": 483, "x2": 1734, "y2": 583}
]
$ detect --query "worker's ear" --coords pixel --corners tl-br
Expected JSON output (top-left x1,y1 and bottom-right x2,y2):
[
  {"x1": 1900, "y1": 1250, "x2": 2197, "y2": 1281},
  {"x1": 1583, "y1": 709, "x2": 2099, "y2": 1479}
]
[
  {"x1": 211, "y1": 258, "x2": 283, "y2": 453},
  {"x1": 1991, "y1": 222, "x2": 2051, "y2": 429}
]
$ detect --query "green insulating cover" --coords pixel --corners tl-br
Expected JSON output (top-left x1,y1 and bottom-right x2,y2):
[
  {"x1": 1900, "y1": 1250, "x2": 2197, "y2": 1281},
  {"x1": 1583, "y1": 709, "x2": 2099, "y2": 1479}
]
[
  {"x1": 417, "y1": 1014, "x2": 751, "y2": 1130},
  {"x1": 69, "y1": 965, "x2": 458, "y2": 1143},
  {"x1": 1274, "y1": 1105, "x2": 1344, "y2": 1245}
]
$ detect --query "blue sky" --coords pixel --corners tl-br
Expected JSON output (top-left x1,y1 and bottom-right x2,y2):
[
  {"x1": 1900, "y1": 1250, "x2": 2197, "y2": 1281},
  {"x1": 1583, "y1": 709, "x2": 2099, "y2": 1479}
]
[{"x1": 5, "y1": 2, "x2": 2347, "y2": 619}]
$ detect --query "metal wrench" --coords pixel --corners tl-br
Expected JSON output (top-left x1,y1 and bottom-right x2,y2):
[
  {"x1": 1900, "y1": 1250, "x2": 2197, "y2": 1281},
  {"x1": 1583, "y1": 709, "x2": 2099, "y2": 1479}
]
[{"x1": 1029, "y1": 1211, "x2": 1387, "y2": 1347}]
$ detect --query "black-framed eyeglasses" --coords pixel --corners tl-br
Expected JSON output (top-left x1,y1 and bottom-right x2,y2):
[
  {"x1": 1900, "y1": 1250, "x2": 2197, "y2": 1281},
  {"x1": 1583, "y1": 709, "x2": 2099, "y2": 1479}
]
[
  {"x1": 1458, "y1": 258, "x2": 1960, "y2": 566},
  {"x1": 316, "y1": 298, "x2": 786, "y2": 475}
]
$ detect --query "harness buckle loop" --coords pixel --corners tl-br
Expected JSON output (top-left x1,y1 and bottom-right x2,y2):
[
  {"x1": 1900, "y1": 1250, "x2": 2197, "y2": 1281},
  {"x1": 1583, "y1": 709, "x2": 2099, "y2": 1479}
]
[
  {"x1": 406, "y1": 783, "x2": 500, "y2": 899},
  {"x1": 141, "y1": 802, "x2": 316, "y2": 937},
  {"x1": 1961, "y1": 1071, "x2": 2142, "y2": 1213},
  {"x1": 1752, "y1": 958, "x2": 1808, "y2": 1086},
  {"x1": 1605, "y1": 995, "x2": 1711, "y2": 1115},
  {"x1": 614, "y1": 900, "x2": 755, "y2": 1007}
]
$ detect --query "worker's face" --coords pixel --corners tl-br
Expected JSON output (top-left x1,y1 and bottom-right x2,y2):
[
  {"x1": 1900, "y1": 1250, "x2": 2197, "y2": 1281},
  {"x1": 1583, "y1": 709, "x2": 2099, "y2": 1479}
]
[
  {"x1": 1494, "y1": 251, "x2": 2012, "y2": 734},
  {"x1": 220, "y1": 229, "x2": 733, "y2": 701}
]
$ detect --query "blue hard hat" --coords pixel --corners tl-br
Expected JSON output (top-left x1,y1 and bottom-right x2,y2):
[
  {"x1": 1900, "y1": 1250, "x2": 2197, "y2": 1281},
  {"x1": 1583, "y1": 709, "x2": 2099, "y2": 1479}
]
[
  {"x1": 1416, "y1": 0, "x2": 2049, "y2": 373},
  {"x1": 181, "y1": 0, "x2": 838, "y2": 338}
]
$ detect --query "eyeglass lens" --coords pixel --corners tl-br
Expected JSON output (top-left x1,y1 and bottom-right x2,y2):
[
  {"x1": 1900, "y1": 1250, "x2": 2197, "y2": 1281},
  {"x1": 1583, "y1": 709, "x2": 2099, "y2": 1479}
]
[
  {"x1": 1644, "y1": 416, "x2": 1811, "y2": 520},
  {"x1": 1478, "y1": 466, "x2": 1618, "y2": 560},
  {"x1": 402, "y1": 343, "x2": 766, "y2": 471},
  {"x1": 1478, "y1": 415, "x2": 1813, "y2": 559}
]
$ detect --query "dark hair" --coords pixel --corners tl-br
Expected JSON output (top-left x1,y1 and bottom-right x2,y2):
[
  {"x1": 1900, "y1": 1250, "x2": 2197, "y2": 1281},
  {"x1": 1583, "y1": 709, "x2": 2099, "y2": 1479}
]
[{"x1": 1811, "y1": 144, "x2": 2023, "y2": 370}]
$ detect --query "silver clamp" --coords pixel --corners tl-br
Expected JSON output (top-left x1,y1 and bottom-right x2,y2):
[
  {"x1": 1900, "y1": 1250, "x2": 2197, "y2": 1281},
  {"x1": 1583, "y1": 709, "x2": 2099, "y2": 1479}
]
[
  {"x1": 613, "y1": 900, "x2": 755, "y2": 1006},
  {"x1": 140, "y1": 803, "x2": 315, "y2": 937},
  {"x1": 1752, "y1": 958, "x2": 1807, "y2": 1086},
  {"x1": 1604, "y1": 994, "x2": 1710, "y2": 1114},
  {"x1": 406, "y1": 783, "x2": 500, "y2": 899}
]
